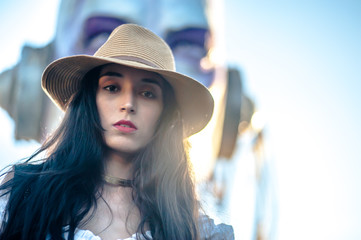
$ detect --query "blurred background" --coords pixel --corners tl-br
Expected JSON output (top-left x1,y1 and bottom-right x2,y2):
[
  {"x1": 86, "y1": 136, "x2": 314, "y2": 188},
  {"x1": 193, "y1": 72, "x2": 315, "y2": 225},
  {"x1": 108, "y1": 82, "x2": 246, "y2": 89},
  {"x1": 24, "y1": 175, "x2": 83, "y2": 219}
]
[{"x1": 0, "y1": 0, "x2": 360, "y2": 239}]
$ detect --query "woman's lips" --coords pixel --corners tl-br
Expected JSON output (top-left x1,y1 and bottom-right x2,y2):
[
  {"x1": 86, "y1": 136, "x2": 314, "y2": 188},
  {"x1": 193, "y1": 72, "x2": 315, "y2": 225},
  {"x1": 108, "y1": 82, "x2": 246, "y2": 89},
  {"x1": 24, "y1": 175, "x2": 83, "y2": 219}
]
[{"x1": 113, "y1": 120, "x2": 137, "y2": 133}]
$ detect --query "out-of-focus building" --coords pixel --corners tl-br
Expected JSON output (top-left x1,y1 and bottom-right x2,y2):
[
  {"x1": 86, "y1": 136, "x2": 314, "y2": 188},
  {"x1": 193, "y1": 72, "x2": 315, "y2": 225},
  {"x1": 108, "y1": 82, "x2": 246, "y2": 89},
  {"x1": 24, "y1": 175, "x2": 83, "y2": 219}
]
[{"x1": 0, "y1": 0, "x2": 276, "y2": 239}]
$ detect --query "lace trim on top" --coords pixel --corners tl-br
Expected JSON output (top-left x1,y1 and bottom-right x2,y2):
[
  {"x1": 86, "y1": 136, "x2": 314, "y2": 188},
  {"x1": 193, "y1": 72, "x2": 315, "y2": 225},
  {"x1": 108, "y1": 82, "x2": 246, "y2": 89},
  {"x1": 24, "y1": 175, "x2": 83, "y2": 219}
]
[{"x1": 72, "y1": 229, "x2": 152, "y2": 240}]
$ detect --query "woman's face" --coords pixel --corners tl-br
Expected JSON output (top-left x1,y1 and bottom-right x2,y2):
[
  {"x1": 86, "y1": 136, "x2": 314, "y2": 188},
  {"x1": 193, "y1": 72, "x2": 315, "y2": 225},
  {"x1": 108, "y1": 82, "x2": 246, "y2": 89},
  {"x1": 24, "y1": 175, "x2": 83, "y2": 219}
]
[{"x1": 96, "y1": 64, "x2": 164, "y2": 155}]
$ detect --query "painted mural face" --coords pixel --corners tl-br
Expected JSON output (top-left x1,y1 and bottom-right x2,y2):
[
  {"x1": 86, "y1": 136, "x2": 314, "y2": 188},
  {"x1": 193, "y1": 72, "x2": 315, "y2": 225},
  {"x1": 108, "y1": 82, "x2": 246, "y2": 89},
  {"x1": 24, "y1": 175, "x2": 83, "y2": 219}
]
[
  {"x1": 55, "y1": 0, "x2": 214, "y2": 88},
  {"x1": 55, "y1": 0, "x2": 226, "y2": 181}
]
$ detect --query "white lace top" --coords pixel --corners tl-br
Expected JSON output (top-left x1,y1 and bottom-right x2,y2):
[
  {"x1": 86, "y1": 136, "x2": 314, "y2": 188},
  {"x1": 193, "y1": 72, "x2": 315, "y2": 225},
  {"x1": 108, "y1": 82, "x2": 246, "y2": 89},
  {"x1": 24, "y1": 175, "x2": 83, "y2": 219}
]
[
  {"x1": 0, "y1": 194, "x2": 234, "y2": 239},
  {"x1": 64, "y1": 228, "x2": 152, "y2": 240}
]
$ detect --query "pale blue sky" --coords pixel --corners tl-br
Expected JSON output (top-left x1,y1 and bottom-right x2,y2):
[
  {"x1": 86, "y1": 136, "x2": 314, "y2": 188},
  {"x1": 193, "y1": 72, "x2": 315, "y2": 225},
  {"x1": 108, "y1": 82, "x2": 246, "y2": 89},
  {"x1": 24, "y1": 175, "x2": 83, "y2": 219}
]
[
  {"x1": 224, "y1": 1, "x2": 361, "y2": 239},
  {"x1": 0, "y1": 0, "x2": 360, "y2": 239}
]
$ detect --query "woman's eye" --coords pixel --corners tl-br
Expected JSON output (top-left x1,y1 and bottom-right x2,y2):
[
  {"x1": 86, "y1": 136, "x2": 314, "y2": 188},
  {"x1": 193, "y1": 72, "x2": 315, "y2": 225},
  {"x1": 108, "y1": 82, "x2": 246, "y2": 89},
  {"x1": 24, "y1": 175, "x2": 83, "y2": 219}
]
[
  {"x1": 104, "y1": 85, "x2": 118, "y2": 92},
  {"x1": 141, "y1": 91, "x2": 156, "y2": 99}
]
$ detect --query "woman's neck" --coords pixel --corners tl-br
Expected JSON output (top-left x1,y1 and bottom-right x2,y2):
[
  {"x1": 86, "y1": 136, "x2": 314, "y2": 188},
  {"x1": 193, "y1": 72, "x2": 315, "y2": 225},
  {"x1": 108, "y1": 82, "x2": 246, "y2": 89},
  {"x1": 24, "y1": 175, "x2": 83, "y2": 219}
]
[{"x1": 103, "y1": 150, "x2": 134, "y2": 180}]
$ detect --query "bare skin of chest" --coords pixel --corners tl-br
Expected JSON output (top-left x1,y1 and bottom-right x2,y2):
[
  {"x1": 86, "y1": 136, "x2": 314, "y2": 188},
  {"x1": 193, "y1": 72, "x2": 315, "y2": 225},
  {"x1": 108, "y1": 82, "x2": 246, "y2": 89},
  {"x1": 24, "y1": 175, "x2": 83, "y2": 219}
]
[{"x1": 80, "y1": 186, "x2": 142, "y2": 240}]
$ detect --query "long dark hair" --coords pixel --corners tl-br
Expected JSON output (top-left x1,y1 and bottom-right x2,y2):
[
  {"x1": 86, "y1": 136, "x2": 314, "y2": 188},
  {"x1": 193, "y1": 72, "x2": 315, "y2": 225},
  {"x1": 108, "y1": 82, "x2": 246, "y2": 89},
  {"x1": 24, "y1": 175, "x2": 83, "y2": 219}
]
[
  {"x1": 131, "y1": 73, "x2": 199, "y2": 239},
  {"x1": 0, "y1": 66, "x2": 199, "y2": 240}
]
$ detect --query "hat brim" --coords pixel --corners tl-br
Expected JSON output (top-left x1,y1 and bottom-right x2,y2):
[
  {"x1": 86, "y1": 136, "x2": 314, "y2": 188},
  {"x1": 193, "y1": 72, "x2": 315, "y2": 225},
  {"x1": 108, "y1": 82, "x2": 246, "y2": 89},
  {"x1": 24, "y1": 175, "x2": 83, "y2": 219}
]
[{"x1": 42, "y1": 55, "x2": 214, "y2": 137}]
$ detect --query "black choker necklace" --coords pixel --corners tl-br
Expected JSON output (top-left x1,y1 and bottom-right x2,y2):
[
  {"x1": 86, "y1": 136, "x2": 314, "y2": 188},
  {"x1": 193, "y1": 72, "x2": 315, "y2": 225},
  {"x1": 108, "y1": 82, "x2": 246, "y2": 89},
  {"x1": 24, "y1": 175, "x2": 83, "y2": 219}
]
[{"x1": 103, "y1": 175, "x2": 134, "y2": 188}]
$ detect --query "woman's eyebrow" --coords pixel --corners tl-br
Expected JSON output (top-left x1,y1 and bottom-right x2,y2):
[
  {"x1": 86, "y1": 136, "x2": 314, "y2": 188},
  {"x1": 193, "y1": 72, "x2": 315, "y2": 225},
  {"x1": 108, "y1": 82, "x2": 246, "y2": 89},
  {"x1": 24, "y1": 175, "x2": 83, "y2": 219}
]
[
  {"x1": 142, "y1": 78, "x2": 162, "y2": 88},
  {"x1": 99, "y1": 71, "x2": 123, "y2": 78}
]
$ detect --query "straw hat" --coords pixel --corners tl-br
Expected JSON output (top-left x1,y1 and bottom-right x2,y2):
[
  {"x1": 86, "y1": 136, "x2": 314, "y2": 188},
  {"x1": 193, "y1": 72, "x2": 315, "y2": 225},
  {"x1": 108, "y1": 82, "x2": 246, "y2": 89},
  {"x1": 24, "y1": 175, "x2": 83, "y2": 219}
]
[{"x1": 42, "y1": 23, "x2": 214, "y2": 137}]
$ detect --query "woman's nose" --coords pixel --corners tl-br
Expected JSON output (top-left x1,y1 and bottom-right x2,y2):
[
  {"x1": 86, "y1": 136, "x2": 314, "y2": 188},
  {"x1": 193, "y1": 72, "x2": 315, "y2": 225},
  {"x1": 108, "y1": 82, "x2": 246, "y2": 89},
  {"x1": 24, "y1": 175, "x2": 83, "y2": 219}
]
[
  {"x1": 120, "y1": 102, "x2": 135, "y2": 113},
  {"x1": 120, "y1": 90, "x2": 136, "y2": 113}
]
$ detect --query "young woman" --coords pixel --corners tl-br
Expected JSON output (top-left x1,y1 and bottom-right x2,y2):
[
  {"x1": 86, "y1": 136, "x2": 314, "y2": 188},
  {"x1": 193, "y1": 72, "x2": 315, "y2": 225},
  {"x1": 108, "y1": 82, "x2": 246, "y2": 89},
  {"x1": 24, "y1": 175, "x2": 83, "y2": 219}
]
[{"x1": 0, "y1": 24, "x2": 234, "y2": 240}]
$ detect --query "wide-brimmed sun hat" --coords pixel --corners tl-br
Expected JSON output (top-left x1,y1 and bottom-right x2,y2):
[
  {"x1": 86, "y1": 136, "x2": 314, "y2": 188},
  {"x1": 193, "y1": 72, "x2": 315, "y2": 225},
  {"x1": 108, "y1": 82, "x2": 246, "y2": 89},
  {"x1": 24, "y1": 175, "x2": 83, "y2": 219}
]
[{"x1": 42, "y1": 23, "x2": 214, "y2": 137}]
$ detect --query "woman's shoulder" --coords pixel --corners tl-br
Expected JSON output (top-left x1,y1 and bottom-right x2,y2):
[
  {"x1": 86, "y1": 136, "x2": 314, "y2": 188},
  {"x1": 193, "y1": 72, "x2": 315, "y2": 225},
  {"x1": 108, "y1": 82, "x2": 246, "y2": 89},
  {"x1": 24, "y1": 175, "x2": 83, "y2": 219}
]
[
  {"x1": 0, "y1": 163, "x2": 43, "y2": 217},
  {"x1": 3, "y1": 163, "x2": 43, "y2": 190},
  {"x1": 0, "y1": 162, "x2": 44, "y2": 204},
  {"x1": 198, "y1": 214, "x2": 235, "y2": 240},
  {"x1": 13, "y1": 162, "x2": 44, "y2": 173}
]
